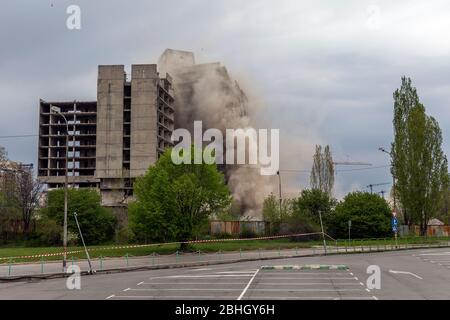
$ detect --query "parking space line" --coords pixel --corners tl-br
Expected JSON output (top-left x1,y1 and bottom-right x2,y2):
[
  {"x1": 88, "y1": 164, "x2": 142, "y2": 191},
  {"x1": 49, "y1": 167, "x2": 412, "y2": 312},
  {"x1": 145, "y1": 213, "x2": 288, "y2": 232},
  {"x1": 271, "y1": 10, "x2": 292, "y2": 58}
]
[
  {"x1": 108, "y1": 295, "x2": 235, "y2": 299},
  {"x1": 237, "y1": 269, "x2": 260, "y2": 300},
  {"x1": 244, "y1": 283, "x2": 361, "y2": 286},
  {"x1": 138, "y1": 282, "x2": 246, "y2": 285},
  {"x1": 247, "y1": 289, "x2": 366, "y2": 292},
  {"x1": 127, "y1": 288, "x2": 243, "y2": 291},
  {"x1": 150, "y1": 275, "x2": 253, "y2": 279}
]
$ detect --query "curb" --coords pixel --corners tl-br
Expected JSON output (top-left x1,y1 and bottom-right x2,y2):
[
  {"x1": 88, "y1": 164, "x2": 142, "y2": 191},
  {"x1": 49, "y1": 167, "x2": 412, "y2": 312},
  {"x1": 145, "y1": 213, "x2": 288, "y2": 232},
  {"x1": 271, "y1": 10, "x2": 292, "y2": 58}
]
[
  {"x1": 0, "y1": 244, "x2": 448, "y2": 282},
  {"x1": 261, "y1": 264, "x2": 348, "y2": 270}
]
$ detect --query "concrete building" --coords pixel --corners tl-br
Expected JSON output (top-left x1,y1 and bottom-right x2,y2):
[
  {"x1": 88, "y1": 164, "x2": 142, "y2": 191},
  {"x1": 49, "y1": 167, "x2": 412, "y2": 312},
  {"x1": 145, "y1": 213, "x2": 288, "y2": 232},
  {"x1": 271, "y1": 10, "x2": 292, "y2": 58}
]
[{"x1": 38, "y1": 64, "x2": 175, "y2": 209}]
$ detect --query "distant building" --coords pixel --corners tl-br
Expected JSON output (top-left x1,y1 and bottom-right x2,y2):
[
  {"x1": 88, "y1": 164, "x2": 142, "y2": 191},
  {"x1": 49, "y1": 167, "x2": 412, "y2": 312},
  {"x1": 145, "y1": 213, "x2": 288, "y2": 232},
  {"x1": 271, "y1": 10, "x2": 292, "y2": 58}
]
[
  {"x1": 38, "y1": 49, "x2": 249, "y2": 215},
  {"x1": 38, "y1": 64, "x2": 175, "y2": 208}
]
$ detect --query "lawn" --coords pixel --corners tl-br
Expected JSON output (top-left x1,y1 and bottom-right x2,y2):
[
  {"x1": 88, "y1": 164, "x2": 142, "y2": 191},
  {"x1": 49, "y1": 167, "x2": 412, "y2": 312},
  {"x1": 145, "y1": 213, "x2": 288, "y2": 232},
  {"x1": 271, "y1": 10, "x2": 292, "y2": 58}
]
[
  {"x1": 0, "y1": 239, "x2": 321, "y2": 263},
  {"x1": 0, "y1": 236, "x2": 447, "y2": 264}
]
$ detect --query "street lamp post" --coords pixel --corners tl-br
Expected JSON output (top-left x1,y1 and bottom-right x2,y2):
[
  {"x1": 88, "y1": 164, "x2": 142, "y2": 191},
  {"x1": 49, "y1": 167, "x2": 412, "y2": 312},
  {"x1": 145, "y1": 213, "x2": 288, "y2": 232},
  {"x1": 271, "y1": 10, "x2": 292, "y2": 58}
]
[
  {"x1": 277, "y1": 171, "x2": 282, "y2": 217},
  {"x1": 379, "y1": 147, "x2": 396, "y2": 210},
  {"x1": 379, "y1": 147, "x2": 398, "y2": 246},
  {"x1": 51, "y1": 105, "x2": 69, "y2": 272}
]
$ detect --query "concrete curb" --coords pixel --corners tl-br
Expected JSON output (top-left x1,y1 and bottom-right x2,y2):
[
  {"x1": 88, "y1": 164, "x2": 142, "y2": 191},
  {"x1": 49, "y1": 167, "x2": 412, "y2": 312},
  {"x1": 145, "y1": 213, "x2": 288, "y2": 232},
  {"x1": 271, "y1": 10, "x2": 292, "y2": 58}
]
[{"x1": 261, "y1": 264, "x2": 348, "y2": 270}]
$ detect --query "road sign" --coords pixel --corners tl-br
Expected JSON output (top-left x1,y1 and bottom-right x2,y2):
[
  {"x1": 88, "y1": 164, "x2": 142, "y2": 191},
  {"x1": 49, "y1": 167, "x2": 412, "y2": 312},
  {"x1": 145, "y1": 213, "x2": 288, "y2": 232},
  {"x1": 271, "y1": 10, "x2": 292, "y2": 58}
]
[{"x1": 392, "y1": 216, "x2": 398, "y2": 233}]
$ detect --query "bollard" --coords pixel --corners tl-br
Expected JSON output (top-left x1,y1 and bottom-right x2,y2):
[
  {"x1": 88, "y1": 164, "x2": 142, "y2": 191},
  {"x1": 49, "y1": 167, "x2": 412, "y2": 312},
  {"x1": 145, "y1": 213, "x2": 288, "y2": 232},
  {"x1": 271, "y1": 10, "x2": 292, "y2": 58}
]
[
  {"x1": 258, "y1": 248, "x2": 262, "y2": 259},
  {"x1": 151, "y1": 253, "x2": 155, "y2": 266},
  {"x1": 176, "y1": 250, "x2": 180, "y2": 263},
  {"x1": 278, "y1": 247, "x2": 281, "y2": 257},
  {"x1": 40, "y1": 257, "x2": 44, "y2": 274},
  {"x1": 239, "y1": 249, "x2": 242, "y2": 258},
  {"x1": 125, "y1": 253, "x2": 129, "y2": 267},
  {"x1": 295, "y1": 247, "x2": 299, "y2": 255},
  {"x1": 71, "y1": 256, "x2": 74, "y2": 266},
  {"x1": 8, "y1": 259, "x2": 12, "y2": 276},
  {"x1": 219, "y1": 250, "x2": 222, "y2": 261},
  {"x1": 99, "y1": 256, "x2": 103, "y2": 271},
  {"x1": 197, "y1": 250, "x2": 201, "y2": 261}
]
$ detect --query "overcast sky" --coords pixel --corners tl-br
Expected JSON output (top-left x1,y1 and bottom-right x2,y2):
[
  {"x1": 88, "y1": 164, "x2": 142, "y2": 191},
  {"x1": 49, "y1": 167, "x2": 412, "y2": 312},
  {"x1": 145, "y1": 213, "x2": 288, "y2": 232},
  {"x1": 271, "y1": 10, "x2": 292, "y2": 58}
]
[{"x1": 1, "y1": 0, "x2": 450, "y2": 198}]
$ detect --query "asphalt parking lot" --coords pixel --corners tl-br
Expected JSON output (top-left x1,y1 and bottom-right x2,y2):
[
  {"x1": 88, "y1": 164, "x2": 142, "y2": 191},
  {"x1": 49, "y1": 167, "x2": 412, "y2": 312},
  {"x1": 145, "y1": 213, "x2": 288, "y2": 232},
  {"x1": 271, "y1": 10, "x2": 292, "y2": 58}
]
[
  {"x1": 106, "y1": 266, "x2": 376, "y2": 300},
  {"x1": 1, "y1": 247, "x2": 450, "y2": 300}
]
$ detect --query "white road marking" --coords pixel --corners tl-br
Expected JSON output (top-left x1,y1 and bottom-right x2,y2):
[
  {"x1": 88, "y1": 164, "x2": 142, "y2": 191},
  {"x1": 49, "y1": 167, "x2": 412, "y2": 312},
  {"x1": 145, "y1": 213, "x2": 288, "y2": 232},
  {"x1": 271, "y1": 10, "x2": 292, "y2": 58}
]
[
  {"x1": 388, "y1": 270, "x2": 423, "y2": 280},
  {"x1": 372, "y1": 296, "x2": 379, "y2": 300},
  {"x1": 141, "y1": 282, "x2": 245, "y2": 286},
  {"x1": 237, "y1": 269, "x2": 260, "y2": 301},
  {"x1": 123, "y1": 288, "x2": 131, "y2": 292},
  {"x1": 105, "y1": 294, "x2": 115, "y2": 300},
  {"x1": 244, "y1": 283, "x2": 362, "y2": 286},
  {"x1": 216, "y1": 271, "x2": 257, "y2": 274},
  {"x1": 137, "y1": 282, "x2": 144, "y2": 286},
  {"x1": 190, "y1": 268, "x2": 212, "y2": 272},
  {"x1": 247, "y1": 289, "x2": 366, "y2": 292},
  {"x1": 108, "y1": 295, "x2": 235, "y2": 299},
  {"x1": 359, "y1": 282, "x2": 364, "y2": 286},
  {"x1": 418, "y1": 252, "x2": 450, "y2": 256},
  {"x1": 230, "y1": 277, "x2": 355, "y2": 280},
  {"x1": 127, "y1": 288, "x2": 243, "y2": 291},
  {"x1": 150, "y1": 275, "x2": 253, "y2": 279}
]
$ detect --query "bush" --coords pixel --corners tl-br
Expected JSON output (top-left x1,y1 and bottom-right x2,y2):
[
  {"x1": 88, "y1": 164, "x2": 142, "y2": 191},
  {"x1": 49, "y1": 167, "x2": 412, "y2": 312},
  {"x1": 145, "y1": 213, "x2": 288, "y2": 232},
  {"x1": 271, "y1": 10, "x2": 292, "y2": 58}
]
[
  {"x1": 288, "y1": 189, "x2": 335, "y2": 235},
  {"x1": 32, "y1": 217, "x2": 61, "y2": 246},
  {"x1": 41, "y1": 188, "x2": 117, "y2": 245},
  {"x1": 326, "y1": 192, "x2": 391, "y2": 239},
  {"x1": 116, "y1": 226, "x2": 135, "y2": 244}
]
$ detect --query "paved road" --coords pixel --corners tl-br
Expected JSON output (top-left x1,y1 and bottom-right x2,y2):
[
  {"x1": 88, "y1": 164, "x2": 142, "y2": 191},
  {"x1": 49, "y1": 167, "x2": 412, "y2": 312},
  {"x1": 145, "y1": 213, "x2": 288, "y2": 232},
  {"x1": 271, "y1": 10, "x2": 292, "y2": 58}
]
[{"x1": 1, "y1": 247, "x2": 450, "y2": 300}]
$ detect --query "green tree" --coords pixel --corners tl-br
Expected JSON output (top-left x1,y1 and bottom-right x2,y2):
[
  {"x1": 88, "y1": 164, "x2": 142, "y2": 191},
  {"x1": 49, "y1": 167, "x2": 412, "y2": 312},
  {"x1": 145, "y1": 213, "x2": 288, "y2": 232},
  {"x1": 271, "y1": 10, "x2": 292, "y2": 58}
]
[
  {"x1": 392, "y1": 77, "x2": 449, "y2": 235},
  {"x1": 42, "y1": 188, "x2": 116, "y2": 244},
  {"x1": 262, "y1": 193, "x2": 292, "y2": 234},
  {"x1": 129, "y1": 148, "x2": 231, "y2": 249},
  {"x1": 326, "y1": 192, "x2": 391, "y2": 239},
  {"x1": 310, "y1": 145, "x2": 335, "y2": 195},
  {"x1": 0, "y1": 191, "x2": 21, "y2": 244},
  {"x1": 289, "y1": 189, "x2": 335, "y2": 235}
]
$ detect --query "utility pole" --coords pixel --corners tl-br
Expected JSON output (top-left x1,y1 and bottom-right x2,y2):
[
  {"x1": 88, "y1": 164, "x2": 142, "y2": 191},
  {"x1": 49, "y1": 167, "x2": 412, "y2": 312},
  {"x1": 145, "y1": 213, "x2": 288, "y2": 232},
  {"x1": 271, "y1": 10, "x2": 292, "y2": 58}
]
[
  {"x1": 379, "y1": 147, "x2": 398, "y2": 246},
  {"x1": 277, "y1": 171, "x2": 282, "y2": 217},
  {"x1": 51, "y1": 105, "x2": 69, "y2": 272},
  {"x1": 379, "y1": 147, "x2": 396, "y2": 211},
  {"x1": 73, "y1": 212, "x2": 95, "y2": 274},
  {"x1": 318, "y1": 210, "x2": 327, "y2": 255}
]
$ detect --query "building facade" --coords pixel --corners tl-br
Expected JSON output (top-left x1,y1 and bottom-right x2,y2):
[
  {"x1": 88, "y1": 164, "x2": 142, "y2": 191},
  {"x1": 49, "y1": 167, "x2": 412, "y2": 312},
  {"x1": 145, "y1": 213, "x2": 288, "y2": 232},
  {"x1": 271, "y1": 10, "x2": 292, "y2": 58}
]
[{"x1": 38, "y1": 64, "x2": 175, "y2": 208}]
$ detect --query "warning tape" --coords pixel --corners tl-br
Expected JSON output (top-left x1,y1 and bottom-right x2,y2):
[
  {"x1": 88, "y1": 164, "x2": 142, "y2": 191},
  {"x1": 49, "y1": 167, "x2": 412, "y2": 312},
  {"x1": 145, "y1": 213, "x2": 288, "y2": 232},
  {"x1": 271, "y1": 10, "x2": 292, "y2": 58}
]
[{"x1": 0, "y1": 232, "x2": 322, "y2": 262}]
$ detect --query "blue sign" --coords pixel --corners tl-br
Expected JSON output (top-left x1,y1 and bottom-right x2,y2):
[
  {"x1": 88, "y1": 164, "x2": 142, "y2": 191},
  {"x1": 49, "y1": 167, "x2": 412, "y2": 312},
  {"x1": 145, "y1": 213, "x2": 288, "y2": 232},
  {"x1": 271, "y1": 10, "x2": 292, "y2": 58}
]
[{"x1": 392, "y1": 217, "x2": 398, "y2": 232}]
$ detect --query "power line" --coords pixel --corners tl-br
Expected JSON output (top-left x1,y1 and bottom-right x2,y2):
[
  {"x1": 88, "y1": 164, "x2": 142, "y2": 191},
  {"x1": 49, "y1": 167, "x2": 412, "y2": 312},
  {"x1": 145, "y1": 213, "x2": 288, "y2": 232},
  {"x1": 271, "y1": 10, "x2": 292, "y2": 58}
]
[{"x1": 0, "y1": 134, "x2": 38, "y2": 139}]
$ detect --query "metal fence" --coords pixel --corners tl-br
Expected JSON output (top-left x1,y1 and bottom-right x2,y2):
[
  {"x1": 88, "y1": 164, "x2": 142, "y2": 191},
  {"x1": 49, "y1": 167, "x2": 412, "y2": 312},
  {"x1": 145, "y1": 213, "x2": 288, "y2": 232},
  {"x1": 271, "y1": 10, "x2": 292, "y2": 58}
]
[{"x1": 210, "y1": 220, "x2": 269, "y2": 236}]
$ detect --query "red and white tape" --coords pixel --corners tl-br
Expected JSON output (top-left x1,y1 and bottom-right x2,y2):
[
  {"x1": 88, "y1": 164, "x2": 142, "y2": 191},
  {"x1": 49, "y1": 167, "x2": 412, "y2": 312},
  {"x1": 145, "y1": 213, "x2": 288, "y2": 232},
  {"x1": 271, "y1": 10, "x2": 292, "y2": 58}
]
[{"x1": 0, "y1": 232, "x2": 322, "y2": 262}]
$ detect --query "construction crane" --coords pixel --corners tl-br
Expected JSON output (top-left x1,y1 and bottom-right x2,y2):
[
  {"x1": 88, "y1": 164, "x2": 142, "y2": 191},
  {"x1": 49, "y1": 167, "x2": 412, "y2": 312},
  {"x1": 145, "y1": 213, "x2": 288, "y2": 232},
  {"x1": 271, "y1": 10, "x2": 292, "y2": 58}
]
[
  {"x1": 333, "y1": 161, "x2": 372, "y2": 166},
  {"x1": 366, "y1": 182, "x2": 391, "y2": 194}
]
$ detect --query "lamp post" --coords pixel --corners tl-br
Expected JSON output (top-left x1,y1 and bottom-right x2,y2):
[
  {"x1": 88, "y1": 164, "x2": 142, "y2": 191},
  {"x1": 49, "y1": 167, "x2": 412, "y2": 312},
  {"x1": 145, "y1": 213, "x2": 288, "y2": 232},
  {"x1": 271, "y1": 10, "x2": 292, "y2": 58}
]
[
  {"x1": 51, "y1": 105, "x2": 69, "y2": 272},
  {"x1": 378, "y1": 147, "x2": 396, "y2": 211},
  {"x1": 276, "y1": 171, "x2": 282, "y2": 217},
  {"x1": 379, "y1": 147, "x2": 398, "y2": 246}
]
